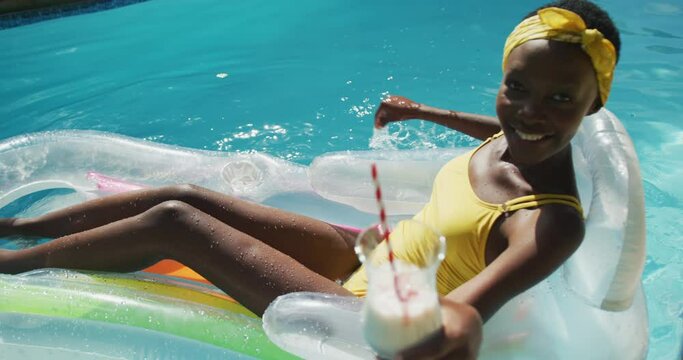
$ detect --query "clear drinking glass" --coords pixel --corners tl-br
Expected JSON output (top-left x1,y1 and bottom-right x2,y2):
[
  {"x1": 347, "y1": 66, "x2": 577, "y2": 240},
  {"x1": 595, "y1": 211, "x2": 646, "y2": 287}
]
[{"x1": 356, "y1": 219, "x2": 446, "y2": 359}]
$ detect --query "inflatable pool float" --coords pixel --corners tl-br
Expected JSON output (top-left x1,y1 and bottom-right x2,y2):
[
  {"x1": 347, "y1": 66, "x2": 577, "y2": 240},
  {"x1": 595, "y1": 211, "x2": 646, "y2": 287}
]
[
  {"x1": 0, "y1": 109, "x2": 648, "y2": 359},
  {"x1": 0, "y1": 269, "x2": 294, "y2": 359}
]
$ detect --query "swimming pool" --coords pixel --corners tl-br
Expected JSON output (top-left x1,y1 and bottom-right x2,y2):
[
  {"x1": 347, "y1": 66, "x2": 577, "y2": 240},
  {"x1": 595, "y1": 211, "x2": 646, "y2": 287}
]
[{"x1": 0, "y1": 0, "x2": 680, "y2": 358}]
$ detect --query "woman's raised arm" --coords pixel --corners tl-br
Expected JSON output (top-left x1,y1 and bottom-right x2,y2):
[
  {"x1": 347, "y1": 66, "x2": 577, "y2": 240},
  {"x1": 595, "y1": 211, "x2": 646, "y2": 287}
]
[{"x1": 375, "y1": 95, "x2": 501, "y2": 141}]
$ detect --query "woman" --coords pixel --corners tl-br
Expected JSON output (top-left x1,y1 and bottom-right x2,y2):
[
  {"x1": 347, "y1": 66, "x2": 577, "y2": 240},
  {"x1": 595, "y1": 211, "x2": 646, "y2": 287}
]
[{"x1": 1, "y1": 1, "x2": 621, "y2": 358}]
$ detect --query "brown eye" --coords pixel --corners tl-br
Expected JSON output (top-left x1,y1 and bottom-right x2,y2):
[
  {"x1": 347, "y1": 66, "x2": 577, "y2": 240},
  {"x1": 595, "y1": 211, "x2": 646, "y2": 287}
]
[
  {"x1": 551, "y1": 93, "x2": 572, "y2": 103},
  {"x1": 506, "y1": 80, "x2": 525, "y2": 92}
]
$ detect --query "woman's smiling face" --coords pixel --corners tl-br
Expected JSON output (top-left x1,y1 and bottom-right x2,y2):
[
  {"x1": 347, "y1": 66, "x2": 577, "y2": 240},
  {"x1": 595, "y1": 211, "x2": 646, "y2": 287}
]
[{"x1": 496, "y1": 39, "x2": 600, "y2": 166}]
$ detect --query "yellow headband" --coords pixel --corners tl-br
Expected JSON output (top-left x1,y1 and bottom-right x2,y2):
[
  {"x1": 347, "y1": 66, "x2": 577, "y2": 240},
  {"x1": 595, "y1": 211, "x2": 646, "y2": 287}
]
[{"x1": 502, "y1": 7, "x2": 617, "y2": 105}]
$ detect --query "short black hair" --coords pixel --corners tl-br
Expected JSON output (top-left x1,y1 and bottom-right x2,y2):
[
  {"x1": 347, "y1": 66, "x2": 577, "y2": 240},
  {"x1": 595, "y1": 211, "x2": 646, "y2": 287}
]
[{"x1": 526, "y1": 0, "x2": 621, "y2": 62}]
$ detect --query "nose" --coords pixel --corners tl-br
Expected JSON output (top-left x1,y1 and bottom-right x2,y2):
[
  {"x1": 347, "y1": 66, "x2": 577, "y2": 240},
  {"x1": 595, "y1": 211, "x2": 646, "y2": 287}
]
[{"x1": 517, "y1": 98, "x2": 545, "y2": 124}]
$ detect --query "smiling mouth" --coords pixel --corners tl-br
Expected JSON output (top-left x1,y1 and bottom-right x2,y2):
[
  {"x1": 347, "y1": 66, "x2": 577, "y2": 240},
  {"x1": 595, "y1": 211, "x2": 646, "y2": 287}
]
[{"x1": 514, "y1": 129, "x2": 552, "y2": 141}]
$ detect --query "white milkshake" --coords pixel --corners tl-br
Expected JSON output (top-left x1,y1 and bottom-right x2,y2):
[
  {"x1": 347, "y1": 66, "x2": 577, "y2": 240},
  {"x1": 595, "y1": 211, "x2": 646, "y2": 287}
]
[
  {"x1": 362, "y1": 260, "x2": 442, "y2": 359},
  {"x1": 355, "y1": 219, "x2": 446, "y2": 359}
]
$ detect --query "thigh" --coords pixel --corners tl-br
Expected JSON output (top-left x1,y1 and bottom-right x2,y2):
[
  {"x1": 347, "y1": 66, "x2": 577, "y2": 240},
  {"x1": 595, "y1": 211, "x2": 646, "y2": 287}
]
[
  {"x1": 159, "y1": 201, "x2": 355, "y2": 315},
  {"x1": 179, "y1": 185, "x2": 361, "y2": 281}
]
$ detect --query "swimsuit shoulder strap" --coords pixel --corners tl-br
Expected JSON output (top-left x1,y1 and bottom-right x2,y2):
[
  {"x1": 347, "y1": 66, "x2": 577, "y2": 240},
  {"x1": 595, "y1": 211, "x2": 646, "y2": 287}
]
[
  {"x1": 500, "y1": 194, "x2": 584, "y2": 217},
  {"x1": 468, "y1": 131, "x2": 583, "y2": 215},
  {"x1": 484, "y1": 132, "x2": 583, "y2": 216},
  {"x1": 478, "y1": 131, "x2": 505, "y2": 148},
  {"x1": 467, "y1": 131, "x2": 506, "y2": 159}
]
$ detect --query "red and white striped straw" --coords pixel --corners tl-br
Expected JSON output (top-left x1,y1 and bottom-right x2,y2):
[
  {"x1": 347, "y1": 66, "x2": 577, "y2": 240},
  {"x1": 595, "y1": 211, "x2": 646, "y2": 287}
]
[
  {"x1": 371, "y1": 163, "x2": 395, "y2": 262},
  {"x1": 370, "y1": 163, "x2": 408, "y2": 305}
]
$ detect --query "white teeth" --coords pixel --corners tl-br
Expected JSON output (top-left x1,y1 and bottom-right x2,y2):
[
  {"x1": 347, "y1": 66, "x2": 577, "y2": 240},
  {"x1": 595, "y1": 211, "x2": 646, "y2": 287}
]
[{"x1": 515, "y1": 129, "x2": 548, "y2": 141}]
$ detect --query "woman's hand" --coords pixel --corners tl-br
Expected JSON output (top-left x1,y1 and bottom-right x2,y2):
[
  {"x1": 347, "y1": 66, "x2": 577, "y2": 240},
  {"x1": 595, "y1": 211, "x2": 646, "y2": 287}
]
[
  {"x1": 374, "y1": 95, "x2": 500, "y2": 140},
  {"x1": 393, "y1": 298, "x2": 483, "y2": 360},
  {"x1": 374, "y1": 95, "x2": 422, "y2": 128}
]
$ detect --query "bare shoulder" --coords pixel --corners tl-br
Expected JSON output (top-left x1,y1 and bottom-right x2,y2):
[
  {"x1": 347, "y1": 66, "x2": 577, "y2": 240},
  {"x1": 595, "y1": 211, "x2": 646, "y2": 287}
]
[
  {"x1": 537, "y1": 203, "x2": 584, "y2": 244},
  {"x1": 448, "y1": 203, "x2": 585, "y2": 320},
  {"x1": 506, "y1": 203, "x2": 585, "y2": 258}
]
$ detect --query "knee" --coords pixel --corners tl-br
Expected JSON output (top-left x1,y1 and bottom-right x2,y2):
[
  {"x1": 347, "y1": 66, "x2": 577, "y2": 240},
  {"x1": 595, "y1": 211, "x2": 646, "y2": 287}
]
[
  {"x1": 144, "y1": 200, "x2": 196, "y2": 227},
  {"x1": 158, "y1": 184, "x2": 205, "y2": 202},
  {"x1": 138, "y1": 200, "x2": 200, "y2": 253}
]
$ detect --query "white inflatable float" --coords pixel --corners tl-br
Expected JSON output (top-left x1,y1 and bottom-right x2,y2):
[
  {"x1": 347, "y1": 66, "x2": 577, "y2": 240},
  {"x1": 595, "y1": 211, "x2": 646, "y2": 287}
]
[{"x1": 0, "y1": 109, "x2": 648, "y2": 359}]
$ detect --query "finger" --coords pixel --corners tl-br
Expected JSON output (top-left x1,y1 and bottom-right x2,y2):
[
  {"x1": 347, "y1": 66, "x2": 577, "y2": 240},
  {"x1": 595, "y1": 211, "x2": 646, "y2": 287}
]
[{"x1": 375, "y1": 110, "x2": 387, "y2": 128}]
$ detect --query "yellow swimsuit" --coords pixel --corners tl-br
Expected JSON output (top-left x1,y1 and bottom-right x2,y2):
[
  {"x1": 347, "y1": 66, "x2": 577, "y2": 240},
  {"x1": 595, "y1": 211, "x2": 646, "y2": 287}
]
[{"x1": 343, "y1": 133, "x2": 583, "y2": 297}]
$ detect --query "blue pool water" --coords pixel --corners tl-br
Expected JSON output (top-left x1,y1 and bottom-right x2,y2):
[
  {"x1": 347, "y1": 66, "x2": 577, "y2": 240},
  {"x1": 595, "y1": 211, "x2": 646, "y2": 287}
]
[{"x1": 0, "y1": 0, "x2": 681, "y2": 358}]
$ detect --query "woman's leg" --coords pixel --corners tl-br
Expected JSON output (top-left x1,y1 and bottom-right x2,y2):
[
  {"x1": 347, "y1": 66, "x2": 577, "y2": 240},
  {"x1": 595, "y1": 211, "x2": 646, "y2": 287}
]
[
  {"x1": 3, "y1": 184, "x2": 260, "y2": 237},
  {"x1": 0, "y1": 200, "x2": 353, "y2": 315},
  {"x1": 1, "y1": 184, "x2": 360, "y2": 280},
  {"x1": 1, "y1": 186, "x2": 190, "y2": 238}
]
